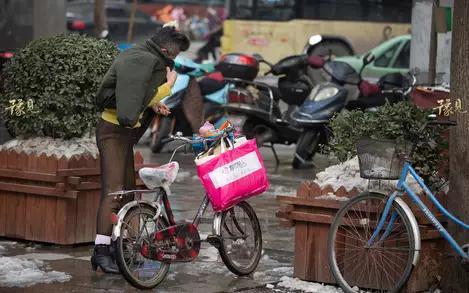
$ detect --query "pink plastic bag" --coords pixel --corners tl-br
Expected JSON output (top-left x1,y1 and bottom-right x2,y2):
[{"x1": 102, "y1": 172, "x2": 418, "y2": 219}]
[{"x1": 196, "y1": 138, "x2": 269, "y2": 211}]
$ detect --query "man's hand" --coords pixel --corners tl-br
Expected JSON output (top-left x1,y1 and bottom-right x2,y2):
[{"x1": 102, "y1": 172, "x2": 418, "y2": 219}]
[
  {"x1": 166, "y1": 67, "x2": 177, "y2": 87},
  {"x1": 152, "y1": 102, "x2": 171, "y2": 116}
]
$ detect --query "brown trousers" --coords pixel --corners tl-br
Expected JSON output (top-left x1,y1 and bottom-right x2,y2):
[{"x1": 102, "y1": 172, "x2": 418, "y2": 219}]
[
  {"x1": 182, "y1": 78, "x2": 204, "y2": 132},
  {"x1": 95, "y1": 109, "x2": 154, "y2": 236}
]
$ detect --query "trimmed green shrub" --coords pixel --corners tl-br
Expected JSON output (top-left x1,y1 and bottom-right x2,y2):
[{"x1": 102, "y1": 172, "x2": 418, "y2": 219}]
[
  {"x1": 326, "y1": 101, "x2": 447, "y2": 183},
  {"x1": 0, "y1": 34, "x2": 119, "y2": 139}
]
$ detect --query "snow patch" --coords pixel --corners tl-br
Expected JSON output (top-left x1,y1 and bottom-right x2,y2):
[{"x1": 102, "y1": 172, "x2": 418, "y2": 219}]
[
  {"x1": 253, "y1": 271, "x2": 276, "y2": 282},
  {"x1": 314, "y1": 157, "x2": 367, "y2": 192},
  {"x1": 271, "y1": 266, "x2": 293, "y2": 275},
  {"x1": 0, "y1": 241, "x2": 19, "y2": 255},
  {"x1": 260, "y1": 253, "x2": 282, "y2": 266},
  {"x1": 315, "y1": 193, "x2": 349, "y2": 202},
  {"x1": 314, "y1": 156, "x2": 422, "y2": 193},
  {"x1": 0, "y1": 137, "x2": 98, "y2": 159},
  {"x1": 0, "y1": 241, "x2": 17, "y2": 246},
  {"x1": 16, "y1": 253, "x2": 74, "y2": 261},
  {"x1": 0, "y1": 256, "x2": 71, "y2": 287},
  {"x1": 184, "y1": 260, "x2": 228, "y2": 276},
  {"x1": 198, "y1": 246, "x2": 219, "y2": 262},
  {"x1": 74, "y1": 256, "x2": 91, "y2": 261},
  {"x1": 266, "y1": 185, "x2": 296, "y2": 196},
  {"x1": 277, "y1": 276, "x2": 343, "y2": 293},
  {"x1": 266, "y1": 283, "x2": 275, "y2": 289},
  {"x1": 166, "y1": 272, "x2": 176, "y2": 281}
]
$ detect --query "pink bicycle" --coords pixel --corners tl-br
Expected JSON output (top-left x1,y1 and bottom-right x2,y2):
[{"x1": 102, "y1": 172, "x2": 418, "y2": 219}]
[{"x1": 109, "y1": 128, "x2": 262, "y2": 289}]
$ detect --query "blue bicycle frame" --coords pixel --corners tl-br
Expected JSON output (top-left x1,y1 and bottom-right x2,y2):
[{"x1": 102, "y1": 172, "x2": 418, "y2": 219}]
[{"x1": 368, "y1": 162, "x2": 469, "y2": 260}]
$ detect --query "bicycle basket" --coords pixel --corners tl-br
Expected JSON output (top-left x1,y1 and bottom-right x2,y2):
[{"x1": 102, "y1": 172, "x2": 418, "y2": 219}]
[{"x1": 356, "y1": 138, "x2": 412, "y2": 180}]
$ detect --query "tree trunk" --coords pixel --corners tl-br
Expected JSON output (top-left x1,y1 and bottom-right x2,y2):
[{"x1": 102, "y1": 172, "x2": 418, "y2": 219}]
[
  {"x1": 444, "y1": 1, "x2": 469, "y2": 292},
  {"x1": 94, "y1": 0, "x2": 107, "y2": 38}
]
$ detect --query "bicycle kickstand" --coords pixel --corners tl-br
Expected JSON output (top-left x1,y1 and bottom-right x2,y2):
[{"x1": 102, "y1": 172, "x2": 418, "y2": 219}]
[
  {"x1": 270, "y1": 143, "x2": 279, "y2": 166},
  {"x1": 461, "y1": 244, "x2": 469, "y2": 272}
]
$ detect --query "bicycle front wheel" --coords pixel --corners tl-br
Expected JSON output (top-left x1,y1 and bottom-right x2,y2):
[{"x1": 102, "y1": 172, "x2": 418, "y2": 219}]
[
  {"x1": 328, "y1": 192, "x2": 416, "y2": 293},
  {"x1": 219, "y1": 201, "x2": 262, "y2": 276}
]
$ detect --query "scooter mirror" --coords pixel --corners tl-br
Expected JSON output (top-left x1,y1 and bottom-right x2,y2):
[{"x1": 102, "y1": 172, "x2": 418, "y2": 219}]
[
  {"x1": 309, "y1": 35, "x2": 323, "y2": 46},
  {"x1": 252, "y1": 53, "x2": 264, "y2": 62},
  {"x1": 363, "y1": 52, "x2": 375, "y2": 65}
]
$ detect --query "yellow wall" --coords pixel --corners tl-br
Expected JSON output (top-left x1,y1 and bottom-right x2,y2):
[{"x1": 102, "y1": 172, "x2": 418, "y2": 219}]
[{"x1": 221, "y1": 19, "x2": 411, "y2": 64}]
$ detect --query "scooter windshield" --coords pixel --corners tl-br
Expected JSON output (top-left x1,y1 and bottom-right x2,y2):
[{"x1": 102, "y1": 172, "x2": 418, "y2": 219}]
[{"x1": 323, "y1": 61, "x2": 360, "y2": 85}]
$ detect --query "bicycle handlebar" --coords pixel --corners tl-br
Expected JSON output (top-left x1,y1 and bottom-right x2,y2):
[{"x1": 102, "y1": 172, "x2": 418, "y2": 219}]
[{"x1": 161, "y1": 126, "x2": 235, "y2": 145}]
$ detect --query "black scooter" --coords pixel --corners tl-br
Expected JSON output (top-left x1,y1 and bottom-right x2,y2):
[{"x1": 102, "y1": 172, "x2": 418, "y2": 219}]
[
  {"x1": 223, "y1": 53, "x2": 323, "y2": 164},
  {"x1": 291, "y1": 52, "x2": 417, "y2": 168}
]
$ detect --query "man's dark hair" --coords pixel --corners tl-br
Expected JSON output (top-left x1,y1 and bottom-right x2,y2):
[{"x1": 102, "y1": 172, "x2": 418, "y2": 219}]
[{"x1": 151, "y1": 26, "x2": 190, "y2": 52}]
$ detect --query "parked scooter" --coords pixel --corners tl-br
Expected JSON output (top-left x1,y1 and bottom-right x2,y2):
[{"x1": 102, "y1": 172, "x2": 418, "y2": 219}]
[
  {"x1": 150, "y1": 56, "x2": 229, "y2": 152},
  {"x1": 291, "y1": 52, "x2": 417, "y2": 168},
  {"x1": 220, "y1": 51, "x2": 324, "y2": 164}
]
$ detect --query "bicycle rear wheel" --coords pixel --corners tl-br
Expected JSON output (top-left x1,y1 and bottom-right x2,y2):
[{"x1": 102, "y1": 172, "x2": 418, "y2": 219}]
[
  {"x1": 219, "y1": 201, "x2": 262, "y2": 275},
  {"x1": 328, "y1": 192, "x2": 416, "y2": 293},
  {"x1": 115, "y1": 205, "x2": 170, "y2": 289}
]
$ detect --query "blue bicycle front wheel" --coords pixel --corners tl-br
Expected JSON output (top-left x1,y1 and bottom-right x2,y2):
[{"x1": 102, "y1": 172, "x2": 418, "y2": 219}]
[{"x1": 328, "y1": 191, "x2": 416, "y2": 293}]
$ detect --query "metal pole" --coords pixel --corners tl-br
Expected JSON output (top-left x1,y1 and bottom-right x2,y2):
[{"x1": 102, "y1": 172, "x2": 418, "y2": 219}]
[{"x1": 127, "y1": 0, "x2": 138, "y2": 43}]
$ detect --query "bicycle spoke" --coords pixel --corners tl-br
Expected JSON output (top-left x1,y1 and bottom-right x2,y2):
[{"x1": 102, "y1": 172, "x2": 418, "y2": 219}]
[
  {"x1": 346, "y1": 212, "x2": 367, "y2": 239},
  {"x1": 336, "y1": 229, "x2": 368, "y2": 243},
  {"x1": 375, "y1": 249, "x2": 407, "y2": 281}
]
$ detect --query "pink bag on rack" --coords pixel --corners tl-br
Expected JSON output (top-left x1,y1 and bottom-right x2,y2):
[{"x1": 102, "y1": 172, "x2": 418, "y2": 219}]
[{"x1": 195, "y1": 138, "x2": 269, "y2": 212}]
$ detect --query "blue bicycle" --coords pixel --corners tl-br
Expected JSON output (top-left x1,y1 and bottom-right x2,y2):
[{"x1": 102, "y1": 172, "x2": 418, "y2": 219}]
[{"x1": 328, "y1": 118, "x2": 468, "y2": 293}]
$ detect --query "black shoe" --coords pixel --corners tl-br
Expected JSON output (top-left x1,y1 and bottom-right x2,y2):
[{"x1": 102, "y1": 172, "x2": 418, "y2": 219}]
[{"x1": 91, "y1": 244, "x2": 120, "y2": 274}]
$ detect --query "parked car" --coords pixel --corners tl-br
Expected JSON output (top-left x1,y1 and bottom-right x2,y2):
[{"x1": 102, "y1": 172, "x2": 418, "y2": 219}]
[
  {"x1": 66, "y1": 0, "x2": 163, "y2": 43},
  {"x1": 334, "y1": 35, "x2": 411, "y2": 82}
]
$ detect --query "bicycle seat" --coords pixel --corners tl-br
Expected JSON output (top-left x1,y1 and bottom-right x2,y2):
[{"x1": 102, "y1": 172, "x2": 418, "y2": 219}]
[{"x1": 138, "y1": 162, "x2": 179, "y2": 189}]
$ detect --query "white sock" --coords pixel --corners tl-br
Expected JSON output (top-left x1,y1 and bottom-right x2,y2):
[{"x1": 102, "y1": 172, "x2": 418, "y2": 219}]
[{"x1": 95, "y1": 234, "x2": 111, "y2": 245}]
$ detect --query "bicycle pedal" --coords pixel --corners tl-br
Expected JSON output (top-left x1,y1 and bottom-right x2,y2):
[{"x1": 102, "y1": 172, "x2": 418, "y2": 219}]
[{"x1": 206, "y1": 234, "x2": 221, "y2": 249}]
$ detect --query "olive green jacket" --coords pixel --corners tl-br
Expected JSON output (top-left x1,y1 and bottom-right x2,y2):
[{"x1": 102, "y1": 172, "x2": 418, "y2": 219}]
[{"x1": 96, "y1": 39, "x2": 174, "y2": 127}]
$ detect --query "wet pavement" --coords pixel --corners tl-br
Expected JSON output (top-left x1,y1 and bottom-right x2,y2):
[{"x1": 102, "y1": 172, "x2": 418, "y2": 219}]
[{"x1": 0, "y1": 143, "x2": 337, "y2": 293}]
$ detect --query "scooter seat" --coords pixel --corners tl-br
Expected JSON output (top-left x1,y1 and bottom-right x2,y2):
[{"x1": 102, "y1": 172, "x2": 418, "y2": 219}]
[
  {"x1": 199, "y1": 74, "x2": 227, "y2": 95},
  {"x1": 138, "y1": 162, "x2": 179, "y2": 189}
]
